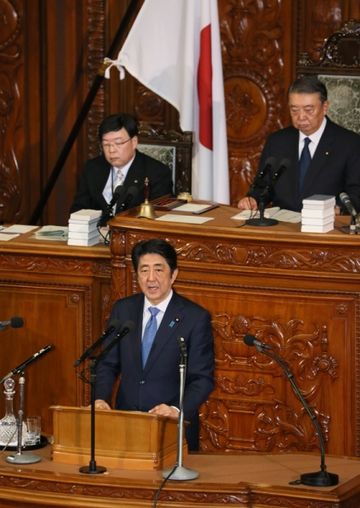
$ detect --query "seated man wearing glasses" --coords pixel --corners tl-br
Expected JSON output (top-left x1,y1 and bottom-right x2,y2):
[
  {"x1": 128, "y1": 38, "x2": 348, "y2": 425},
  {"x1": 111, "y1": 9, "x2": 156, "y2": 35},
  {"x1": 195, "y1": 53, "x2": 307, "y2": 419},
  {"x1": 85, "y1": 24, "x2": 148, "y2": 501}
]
[{"x1": 70, "y1": 113, "x2": 173, "y2": 214}]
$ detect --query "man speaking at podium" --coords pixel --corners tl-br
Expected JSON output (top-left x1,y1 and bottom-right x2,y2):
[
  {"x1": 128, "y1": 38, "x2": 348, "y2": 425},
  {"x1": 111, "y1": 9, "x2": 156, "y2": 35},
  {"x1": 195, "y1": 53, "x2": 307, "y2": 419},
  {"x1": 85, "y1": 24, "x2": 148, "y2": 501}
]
[
  {"x1": 94, "y1": 239, "x2": 214, "y2": 451},
  {"x1": 237, "y1": 75, "x2": 360, "y2": 214}
]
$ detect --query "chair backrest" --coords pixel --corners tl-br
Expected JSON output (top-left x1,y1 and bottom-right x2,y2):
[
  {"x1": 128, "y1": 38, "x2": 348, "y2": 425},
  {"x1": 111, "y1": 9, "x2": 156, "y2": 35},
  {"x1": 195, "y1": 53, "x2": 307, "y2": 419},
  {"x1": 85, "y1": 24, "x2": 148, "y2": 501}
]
[
  {"x1": 297, "y1": 20, "x2": 360, "y2": 134},
  {"x1": 137, "y1": 143, "x2": 176, "y2": 192},
  {"x1": 137, "y1": 122, "x2": 193, "y2": 196}
]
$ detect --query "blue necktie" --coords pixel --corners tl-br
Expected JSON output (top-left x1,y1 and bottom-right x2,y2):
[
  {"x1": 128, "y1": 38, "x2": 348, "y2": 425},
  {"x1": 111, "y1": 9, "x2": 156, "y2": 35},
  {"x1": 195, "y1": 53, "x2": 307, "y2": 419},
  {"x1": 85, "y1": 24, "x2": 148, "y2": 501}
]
[
  {"x1": 142, "y1": 307, "x2": 160, "y2": 367},
  {"x1": 299, "y1": 137, "x2": 311, "y2": 192}
]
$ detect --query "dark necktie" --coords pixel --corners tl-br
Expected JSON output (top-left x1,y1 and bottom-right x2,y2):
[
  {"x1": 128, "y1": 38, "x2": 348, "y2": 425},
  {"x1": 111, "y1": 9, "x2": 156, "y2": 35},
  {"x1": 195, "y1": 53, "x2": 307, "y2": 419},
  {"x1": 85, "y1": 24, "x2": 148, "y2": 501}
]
[
  {"x1": 299, "y1": 137, "x2": 311, "y2": 192},
  {"x1": 142, "y1": 307, "x2": 160, "y2": 367}
]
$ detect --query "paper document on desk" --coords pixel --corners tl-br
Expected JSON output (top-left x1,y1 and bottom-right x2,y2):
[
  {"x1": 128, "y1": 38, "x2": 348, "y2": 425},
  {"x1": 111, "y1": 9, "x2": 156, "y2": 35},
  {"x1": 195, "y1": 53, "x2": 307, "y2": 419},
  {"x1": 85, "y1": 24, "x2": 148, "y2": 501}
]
[
  {"x1": 175, "y1": 202, "x2": 218, "y2": 214},
  {"x1": 34, "y1": 225, "x2": 68, "y2": 241},
  {"x1": 2, "y1": 224, "x2": 38, "y2": 234},
  {"x1": 0, "y1": 233, "x2": 19, "y2": 241},
  {"x1": 156, "y1": 214, "x2": 214, "y2": 224},
  {"x1": 232, "y1": 207, "x2": 301, "y2": 223}
]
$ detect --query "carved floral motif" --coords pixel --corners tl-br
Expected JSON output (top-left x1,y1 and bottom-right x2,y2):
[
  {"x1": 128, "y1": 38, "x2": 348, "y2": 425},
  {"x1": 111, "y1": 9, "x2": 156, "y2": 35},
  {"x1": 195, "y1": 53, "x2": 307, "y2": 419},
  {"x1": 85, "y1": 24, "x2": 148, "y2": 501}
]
[
  {"x1": 0, "y1": 253, "x2": 111, "y2": 277},
  {"x1": 201, "y1": 314, "x2": 337, "y2": 452},
  {"x1": 0, "y1": 0, "x2": 22, "y2": 222},
  {"x1": 173, "y1": 237, "x2": 360, "y2": 274}
]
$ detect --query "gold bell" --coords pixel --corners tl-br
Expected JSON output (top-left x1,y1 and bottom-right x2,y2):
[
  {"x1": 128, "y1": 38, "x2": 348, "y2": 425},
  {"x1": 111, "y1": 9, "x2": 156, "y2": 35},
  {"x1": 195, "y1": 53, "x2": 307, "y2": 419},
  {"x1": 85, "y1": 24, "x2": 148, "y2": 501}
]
[{"x1": 137, "y1": 199, "x2": 156, "y2": 220}]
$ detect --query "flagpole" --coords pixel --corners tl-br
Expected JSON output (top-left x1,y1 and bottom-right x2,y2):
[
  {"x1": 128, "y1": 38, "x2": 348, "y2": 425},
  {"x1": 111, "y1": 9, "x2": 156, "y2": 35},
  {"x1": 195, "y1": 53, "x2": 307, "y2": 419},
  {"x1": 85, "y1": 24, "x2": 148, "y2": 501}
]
[{"x1": 29, "y1": 0, "x2": 143, "y2": 225}]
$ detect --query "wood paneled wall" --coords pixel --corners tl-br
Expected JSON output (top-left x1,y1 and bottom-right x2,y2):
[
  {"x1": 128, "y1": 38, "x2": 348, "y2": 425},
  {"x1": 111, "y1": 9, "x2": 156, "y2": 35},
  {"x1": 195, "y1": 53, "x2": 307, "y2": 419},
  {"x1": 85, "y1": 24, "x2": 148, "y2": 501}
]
[{"x1": 0, "y1": 0, "x2": 359, "y2": 226}]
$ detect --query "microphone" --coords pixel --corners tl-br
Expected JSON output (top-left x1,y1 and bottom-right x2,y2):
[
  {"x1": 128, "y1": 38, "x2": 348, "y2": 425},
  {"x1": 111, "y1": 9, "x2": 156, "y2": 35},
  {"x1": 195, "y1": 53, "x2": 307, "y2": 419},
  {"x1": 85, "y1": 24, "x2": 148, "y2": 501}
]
[
  {"x1": 116, "y1": 185, "x2": 139, "y2": 212},
  {"x1": 272, "y1": 158, "x2": 290, "y2": 181},
  {"x1": 0, "y1": 316, "x2": 24, "y2": 331},
  {"x1": 256, "y1": 156, "x2": 277, "y2": 180},
  {"x1": 74, "y1": 319, "x2": 122, "y2": 367},
  {"x1": 177, "y1": 336, "x2": 188, "y2": 360},
  {"x1": 243, "y1": 334, "x2": 338, "y2": 487},
  {"x1": 94, "y1": 320, "x2": 135, "y2": 364},
  {"x1": 339, "y1": 192, "x2": 357, "y2": 217},
  {"x1": 97, "y1": 185, "x2": 127, "y2": 227},
  {"x1": 247, "y1": 157, "x2": 279, "y2": 228},
  {"x1": 109, "y1": 185, "x2": 126, "y2": 209},
  {"x1": 0, "y1": 344, "x2": 54, "y2": 384},
  {"x1": 243, "y1": 334, "x2": 272, "y2": 351}
]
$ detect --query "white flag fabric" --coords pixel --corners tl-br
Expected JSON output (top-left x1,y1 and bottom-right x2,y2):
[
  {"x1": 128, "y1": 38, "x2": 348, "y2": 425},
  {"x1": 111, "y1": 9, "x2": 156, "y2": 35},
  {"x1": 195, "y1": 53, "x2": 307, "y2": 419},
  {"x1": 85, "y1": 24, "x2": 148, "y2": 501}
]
[{"x1": 105, "y1": 0, "x2": 229, "y2": 204}]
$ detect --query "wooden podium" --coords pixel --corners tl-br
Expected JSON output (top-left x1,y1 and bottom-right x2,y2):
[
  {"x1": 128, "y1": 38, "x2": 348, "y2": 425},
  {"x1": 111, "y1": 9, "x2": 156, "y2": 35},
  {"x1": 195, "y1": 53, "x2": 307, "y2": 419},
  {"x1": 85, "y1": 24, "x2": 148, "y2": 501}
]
[{"x1": 51, "y1": 406, "x2": 183, "y2": 470}]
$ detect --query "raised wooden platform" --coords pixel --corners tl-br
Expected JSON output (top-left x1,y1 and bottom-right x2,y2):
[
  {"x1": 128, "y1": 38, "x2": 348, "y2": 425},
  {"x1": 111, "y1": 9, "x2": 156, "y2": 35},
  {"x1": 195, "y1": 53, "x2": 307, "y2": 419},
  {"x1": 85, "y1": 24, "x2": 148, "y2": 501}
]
[{"x1": 0, "y1": 448, "x2": 360, "y2": 507}]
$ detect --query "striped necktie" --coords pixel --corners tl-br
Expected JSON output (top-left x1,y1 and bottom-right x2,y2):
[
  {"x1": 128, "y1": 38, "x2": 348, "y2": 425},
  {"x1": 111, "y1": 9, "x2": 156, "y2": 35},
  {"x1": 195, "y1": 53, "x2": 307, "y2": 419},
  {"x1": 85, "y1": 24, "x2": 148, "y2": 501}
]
[{"x1": 114, "y1": 167, "x2": 125, "y2": 188}]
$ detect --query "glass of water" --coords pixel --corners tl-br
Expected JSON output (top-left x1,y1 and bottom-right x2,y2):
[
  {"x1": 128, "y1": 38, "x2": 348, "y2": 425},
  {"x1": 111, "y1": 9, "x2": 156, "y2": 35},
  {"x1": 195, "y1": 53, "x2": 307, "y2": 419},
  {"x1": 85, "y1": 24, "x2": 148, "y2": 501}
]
[{"x1": 25, "y1": 416, "x2": 41, "y2": 446}]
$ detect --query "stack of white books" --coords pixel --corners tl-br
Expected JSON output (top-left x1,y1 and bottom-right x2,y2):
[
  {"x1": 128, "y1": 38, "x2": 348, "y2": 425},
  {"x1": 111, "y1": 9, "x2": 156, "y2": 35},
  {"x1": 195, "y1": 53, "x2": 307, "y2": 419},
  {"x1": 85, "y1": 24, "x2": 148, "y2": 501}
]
[
  {"x1": 301, "y1": 194, "x2": 336, "y2": 233},
  {"x1": 67, "y1": 209, "x2": 102, "y2": 246}
]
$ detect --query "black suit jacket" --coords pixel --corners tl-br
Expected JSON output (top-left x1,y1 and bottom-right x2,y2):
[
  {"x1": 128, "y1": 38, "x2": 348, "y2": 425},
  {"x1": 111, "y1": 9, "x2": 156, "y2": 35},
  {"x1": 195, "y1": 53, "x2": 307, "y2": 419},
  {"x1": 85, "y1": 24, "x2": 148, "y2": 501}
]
[
  {"x1": 70, "y1": 150, "x2": 173, "y2": 213},
  {"x1": 249, "y1": 118, "x2": 360, "y2": 212},
  {"x1": 94, "y1": 291, "x2": 214, "y2": 450}
]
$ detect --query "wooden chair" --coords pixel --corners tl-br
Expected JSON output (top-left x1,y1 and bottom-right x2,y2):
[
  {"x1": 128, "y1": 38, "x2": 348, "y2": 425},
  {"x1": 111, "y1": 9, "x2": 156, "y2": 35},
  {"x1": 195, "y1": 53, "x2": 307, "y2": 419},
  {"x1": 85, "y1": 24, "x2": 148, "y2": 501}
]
[
  {"x1": 297, "y1": 20, "x2": 360, "y2": 134},
  {"x1": 137, "y1": 122, "x2": 193, "y2": 196}
]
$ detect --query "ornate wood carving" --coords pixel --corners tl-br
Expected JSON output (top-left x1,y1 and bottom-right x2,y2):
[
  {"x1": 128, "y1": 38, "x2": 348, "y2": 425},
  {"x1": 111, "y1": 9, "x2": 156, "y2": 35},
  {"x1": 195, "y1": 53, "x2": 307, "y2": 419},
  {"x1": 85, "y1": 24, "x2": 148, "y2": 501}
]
[
  {"x1": 0, "y1": 253, "x2": 111, "y2": 277},
  {"x1": 298, "y1": 19, "x2": 360, "y2": 72},
  {"x1": 87, "y1": 0, "x2": 106, "y2": 159},
  {"x1": 201, "y1": 315, "x2": 337, "y2": 453},
  {"x1": 0, "y1": 0, "x2": 22, "y2": 223},
  {"x1": 219, "y1": 0, "x2": 291, "y2": 206}
]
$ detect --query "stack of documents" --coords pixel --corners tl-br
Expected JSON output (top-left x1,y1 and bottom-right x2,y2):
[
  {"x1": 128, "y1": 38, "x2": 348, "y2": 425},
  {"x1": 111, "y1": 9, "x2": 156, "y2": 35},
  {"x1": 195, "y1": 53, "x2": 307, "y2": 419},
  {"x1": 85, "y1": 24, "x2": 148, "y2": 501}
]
[
  {"x1": 301, "y1": 195, "x2": 335, "y2": 233},
  {"x1": 67, "y1": 209, "x2": 102, "y2": 246}
]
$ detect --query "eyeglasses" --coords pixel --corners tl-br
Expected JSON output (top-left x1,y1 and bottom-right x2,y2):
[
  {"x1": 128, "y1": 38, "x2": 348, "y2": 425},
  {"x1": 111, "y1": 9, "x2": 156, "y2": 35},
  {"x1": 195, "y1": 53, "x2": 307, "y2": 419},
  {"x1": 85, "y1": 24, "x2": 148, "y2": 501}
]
[{"x1": 101, "y1": 138, "x2": 132, "y2": 150}]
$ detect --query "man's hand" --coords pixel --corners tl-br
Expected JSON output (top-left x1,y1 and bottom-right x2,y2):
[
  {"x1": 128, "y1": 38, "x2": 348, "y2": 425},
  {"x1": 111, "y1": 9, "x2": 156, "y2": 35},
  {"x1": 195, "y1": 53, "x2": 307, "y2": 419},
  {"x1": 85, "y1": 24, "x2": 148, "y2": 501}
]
[
  {"x1": 148, "y1": 403, "x2": 179, "y2": 419},
  {"x1": 237, "y1": 196, "x2": 257, "y2": 210},
  {"x1": 94, "y1": 399, "x2": 111, "y2": 410}
]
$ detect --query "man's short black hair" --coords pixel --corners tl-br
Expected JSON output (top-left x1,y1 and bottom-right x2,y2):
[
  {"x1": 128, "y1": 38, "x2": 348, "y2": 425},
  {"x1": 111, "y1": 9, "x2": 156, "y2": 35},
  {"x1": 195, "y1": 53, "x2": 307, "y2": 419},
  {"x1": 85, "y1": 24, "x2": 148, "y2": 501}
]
[
  {"x1": 132, "y1": 239, "x2": 178, "y2": 274},
  {"x1": 98, "y1": 113, "x2": 139, "y2": 141},
  {"x1": 288, "y1": 75, "x2": 328, "y2": 103}
]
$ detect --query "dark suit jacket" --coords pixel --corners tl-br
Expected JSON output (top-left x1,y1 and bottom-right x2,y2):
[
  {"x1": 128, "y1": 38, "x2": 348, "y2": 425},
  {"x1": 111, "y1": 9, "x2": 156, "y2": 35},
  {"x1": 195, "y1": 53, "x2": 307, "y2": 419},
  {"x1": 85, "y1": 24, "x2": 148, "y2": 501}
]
[
  {"x1": 70, "y1": 150, "x2": 173, "y2": 213},
  {"x1": 94, "y1": 291, "x2": 214, "y2": 450},
  {"x1": 249, "y1": 118, "x2": 360, "y2": 212}
]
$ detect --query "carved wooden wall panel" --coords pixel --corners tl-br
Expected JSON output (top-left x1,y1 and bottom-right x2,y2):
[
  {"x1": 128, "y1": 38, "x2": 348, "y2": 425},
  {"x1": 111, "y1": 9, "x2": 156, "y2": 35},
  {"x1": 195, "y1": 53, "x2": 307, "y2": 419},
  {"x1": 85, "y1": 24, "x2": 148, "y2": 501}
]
[
  {"x1": 0, "y1": 0, "x2": 24, "y2": 224},
  {"x1": 0, "y1": 242, "x2": 112, "y2": 435},
  {"x1": 298, "y1": 0, "x2": 360, "y2": 62},
  {"x1": 200, "y1": 289, "x2": 354, "y2": 455},
  {"x1": 219, "y1": 0, "x2": 295, "y2": 207}
]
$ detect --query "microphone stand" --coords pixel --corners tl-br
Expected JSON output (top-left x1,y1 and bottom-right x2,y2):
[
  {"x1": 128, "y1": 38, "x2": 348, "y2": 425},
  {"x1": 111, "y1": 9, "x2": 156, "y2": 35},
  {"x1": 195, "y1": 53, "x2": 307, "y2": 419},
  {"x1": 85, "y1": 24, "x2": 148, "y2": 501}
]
[
  {"x1": 6, "y1": 373, "x2": 41, "y2": 464},
  {"x1": 78, "y1": 323, "x2": 133, "y2": 474},
  {"x1": 246, "y1": 189, "x2": 278, "y2": 227},
  {"x1": 340, "y1": 214, "x2": 358, "y2": 235},
  {"x1": 162, "y1": 349, "x2": 199, "y2": 480},
  {"x1": 79, "y1": 357, "x2": 106, "y2": 474},
  {"x1": 254, "y1": 343, "x2": 338, "y2": 486}
]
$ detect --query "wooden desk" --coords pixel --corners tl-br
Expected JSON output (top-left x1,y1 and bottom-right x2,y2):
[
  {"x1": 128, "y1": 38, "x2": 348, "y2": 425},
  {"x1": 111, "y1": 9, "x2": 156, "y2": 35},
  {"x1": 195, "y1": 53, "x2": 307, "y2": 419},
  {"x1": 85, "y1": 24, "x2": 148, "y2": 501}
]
[
  {"x1": 109, "y1": 205, "x2": 360, "y2": 457},
  {"x1": 0, "y1": 448, "x2": 360, "y2": 507},
  {"x1": 0, "y1": 233, "x2": 111, "y2": 434}
]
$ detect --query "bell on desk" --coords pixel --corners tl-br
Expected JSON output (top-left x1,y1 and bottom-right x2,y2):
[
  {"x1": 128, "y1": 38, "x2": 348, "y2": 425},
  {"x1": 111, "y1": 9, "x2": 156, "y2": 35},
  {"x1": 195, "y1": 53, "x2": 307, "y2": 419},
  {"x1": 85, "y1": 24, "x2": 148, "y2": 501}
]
[{"x1": 137, "y1": 177, "x2": 156, "y2": 220}]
